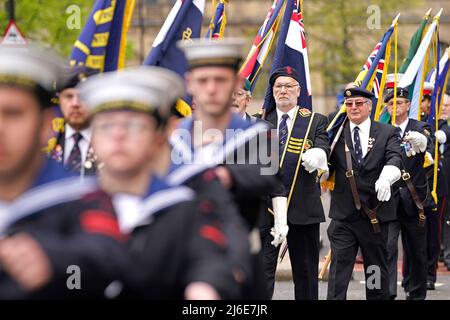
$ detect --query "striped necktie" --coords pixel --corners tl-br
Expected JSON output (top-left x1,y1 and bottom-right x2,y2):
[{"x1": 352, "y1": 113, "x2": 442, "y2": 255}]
[
  {"x1": 279, "y1": 114, "x2": 289, "y2": 160},
  {"x1": 65, "y1": 132, "x2": 83, "y2": 173}
]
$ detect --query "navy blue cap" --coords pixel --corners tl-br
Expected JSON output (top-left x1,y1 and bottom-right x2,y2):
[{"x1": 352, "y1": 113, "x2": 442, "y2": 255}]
[
  {"x1": 58, "y1": 66, "x2": 99, "y2": 92},
  {"x1": 384, "y1": 87, "x2": 409, "y2": 103},
  {"x1": 344, "y1": 87, "x2": 374, "y2": 100}
]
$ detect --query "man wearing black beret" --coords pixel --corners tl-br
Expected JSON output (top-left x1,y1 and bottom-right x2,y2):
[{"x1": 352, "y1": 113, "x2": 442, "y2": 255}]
[
  {"x1": 327, "y1": 86, "x2": 402, "y2": 300},
  {"x1": 384, "y1": 87, "x2": 433, "y2": 300},
  {"x1": 261, "y1": 66, "x2": 330, "y2": 300}
]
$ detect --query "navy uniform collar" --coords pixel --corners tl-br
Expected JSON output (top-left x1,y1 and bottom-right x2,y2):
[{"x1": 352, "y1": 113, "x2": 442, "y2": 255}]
[{"x1": 0, "y1": 159, "x2": 97, "y2": 234}]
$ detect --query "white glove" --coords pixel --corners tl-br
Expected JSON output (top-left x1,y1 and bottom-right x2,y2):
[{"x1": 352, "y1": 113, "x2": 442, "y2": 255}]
[
  {"x1": 374, "y1": 165, "x2": 401, "y2": 202},
  {"x1": 375, "y1": 178, "x2": 391, "y2": 202},
  {"x1": 436, "y1": 130, "x2": 447, "y2": 144},
  {"x1": 301, "y1": 148, "x2": 329, "y2": 173},
  {"x1": 270, "y1": 196, "x2": 289, "y2": 247},
  {"x1": 403, "y1": 131, "x2": 427, "y2": 155}
]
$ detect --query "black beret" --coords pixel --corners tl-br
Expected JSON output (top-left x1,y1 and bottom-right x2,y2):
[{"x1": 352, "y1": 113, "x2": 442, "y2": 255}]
[
  {"x1": 384, "y1": 87, "x2": 409, "y2": 103},
  {"x1": 344, "y1": 87, "x2": 374, "y2": 100},
  {"x1": 269, "y1": 66, "x2": 300, "y2": 87}
]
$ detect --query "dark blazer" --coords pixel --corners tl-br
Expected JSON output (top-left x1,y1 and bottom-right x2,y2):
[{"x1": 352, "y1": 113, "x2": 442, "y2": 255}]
[
  {"x1": 393, "y1": 119, "x2": 435, "y2": 216},
  {"x1": 328, "y1": 120, "x2": 402, "y2": 222},
  {"x1": 440, "y1": 121, "x2": 450, "y2": 192},
  {"x1": 0, "y1": 189, "x2": 129, "y2": 299},
  {"x1": 427, "y1": 119, "x2": 450, "y2": 198},
  {"x1": 47, "y1": 131, "x2": 97, "y2": 176},
  {"x1": 265, "y1": 108, "x2": 330, "y2": 225},
  {"x1": 119, "y1": 195, "x2": 240, "y2": 300}
]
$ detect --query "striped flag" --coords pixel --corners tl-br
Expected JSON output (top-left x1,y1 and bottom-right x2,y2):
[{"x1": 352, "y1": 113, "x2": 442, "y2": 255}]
[
  {"x1": 263, "y1": 0, "x2": 312, "y2": 112},
  {"x1": 328, "y1": 24, "x2": 395, "y2": 137},
  {"x1": 359, "y1": 26, "x2": 394, "y2": 111},
  {"x1": 398, "y1": 10, "x2": 442, "y2": 119},
  {"x1": 239, "y1": 0, "x2": 285, "y2": 92},
  {"x1": 205, "y1": 0, "x2": 227, "y2": 39},
  {"x1": 69, "y1": 0, "x2": 135, "y2": 72}
]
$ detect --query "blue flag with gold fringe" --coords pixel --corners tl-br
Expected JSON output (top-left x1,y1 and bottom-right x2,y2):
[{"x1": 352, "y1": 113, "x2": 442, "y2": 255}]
[{"x1": 69, "y1": 0, "x2": 135, "y2": 72}]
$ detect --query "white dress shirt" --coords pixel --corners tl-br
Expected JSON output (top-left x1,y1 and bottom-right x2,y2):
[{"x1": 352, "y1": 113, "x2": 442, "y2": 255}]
[
  {"x1": 276, "y1": 106, "x2": 298, "y2": 133},
  {"x1": 64, "y1": 124, "x2": 92, "y2": 165},
  {"x1": 349, "y1": 117, "x2": 371, "y2": 158},
  {"x1": 113, "y1": 194, "x2": 144, "y2": 234},
  {"x1": 396, "y1": 118, "x2": 409, "y2": 137}
]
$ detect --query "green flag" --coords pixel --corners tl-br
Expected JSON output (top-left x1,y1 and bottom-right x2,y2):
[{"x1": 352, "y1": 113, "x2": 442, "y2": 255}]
[
  {"x1": 379, "y1": 9, "x2": 431, "y2": 124},
  {"x1": 399, "y1": 9, "x2": 431, "y2": 73}
]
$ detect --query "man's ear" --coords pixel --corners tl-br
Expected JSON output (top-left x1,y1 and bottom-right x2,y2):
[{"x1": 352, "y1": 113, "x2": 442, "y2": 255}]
[{"x1": 185, "y1": 72, "x2": 193, "y2": 95}]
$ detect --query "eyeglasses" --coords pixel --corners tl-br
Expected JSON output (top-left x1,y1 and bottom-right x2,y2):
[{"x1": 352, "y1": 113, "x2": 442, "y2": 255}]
[
  {"x1": 93, "y1": 120, "x2": 151, "y2": 135},
  {"x1": 387, "y1": 100, "x2": 408, "y2": 107},
  {"x1": 273, "y1": 84, "x2": 299, "y2": 91},
  {"x1": 232, "y1": 91, "x2": 248, "y2": 98},
  {"x1": 345, "y1": 100, "x2": 367, "y2": 108}
]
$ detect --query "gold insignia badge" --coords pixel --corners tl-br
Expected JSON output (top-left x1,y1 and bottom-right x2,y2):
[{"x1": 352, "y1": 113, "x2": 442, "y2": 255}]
[
  {"x1": 304, "y1": 139, "x2": 313, "y2": 151},
  {"x1": 43, "y1": 137, "x2": 57, "y2": 153},
  {"x1": 346, "y1": 90, "x2": 351, "y2": 97},
  {"x1": 423, "y1": 129, "x2": 430, "y2": 137},
  {"x1": 78, "y1": 72, "x2": 87, "y2": 83},
  {"x1": 52, "y1": 117, "x2": 65, "y2": 133},
  {"x1": 298, "y1": 108, "x2": 311, "y2": 117}
]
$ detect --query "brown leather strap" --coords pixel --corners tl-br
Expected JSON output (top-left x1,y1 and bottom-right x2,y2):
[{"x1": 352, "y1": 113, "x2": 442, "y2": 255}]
[
  {"x1": 401, "y1": 170, "x2": 426, "y2": 227},
  {"x1": 345, "y1": 143, "x2": 361, "y2": 210},
  {"x1": 345, "y1": 142, "x2": 381, "y2": 233},
  {"x1": 361, "y1": 204, "x2": 381, "y2": 233}
]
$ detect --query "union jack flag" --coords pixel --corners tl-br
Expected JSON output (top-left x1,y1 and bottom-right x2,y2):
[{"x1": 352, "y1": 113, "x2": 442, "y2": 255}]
[
  {"x1": 356, "y1": 41, "x2": 386, "y2": 102},
  {"x1": 263, "y1": 0, "x2": 312, "y2": 112}
]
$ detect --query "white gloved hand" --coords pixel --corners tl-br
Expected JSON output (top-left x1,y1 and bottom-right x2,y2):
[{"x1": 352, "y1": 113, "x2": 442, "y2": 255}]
[
  {"x1": 375, "y1": 178, "x2": 391, "y2": 202},
  {"x1": 435, "y1": 130, "x2": 447, "y2": 144},
  {"x1": 270, "y1": 225, "x2": 289, "y2": 247},
  {"x1": 374, "y1": 165, "x2": 401, "y2": 202},
  {"x1": 403, "y1": 131, "x2": 427, "y2": 154},
  {"x1": 301, "y1": 148, "x2": 329, "y2": 173},
  {"x1": 270, "y1": 196, "x2": 289, "y2": 247}
]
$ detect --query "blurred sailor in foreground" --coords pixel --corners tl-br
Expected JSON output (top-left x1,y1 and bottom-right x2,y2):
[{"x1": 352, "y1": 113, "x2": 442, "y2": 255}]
[
  {"x1": 0, "y1": 46, "x2": 128, "y2": 299},
  {"x1": 79, "y1": 66, "x2": 241, "y2": 299},
  {"x1": 174, "y1": 38, "x2": 286, "y2": 299}
]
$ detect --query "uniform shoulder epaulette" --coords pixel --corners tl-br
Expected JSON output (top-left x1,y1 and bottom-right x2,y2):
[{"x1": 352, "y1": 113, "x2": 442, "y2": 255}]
[{"x1": 298, "y1": 108, "x2": 311, "y2": 117}]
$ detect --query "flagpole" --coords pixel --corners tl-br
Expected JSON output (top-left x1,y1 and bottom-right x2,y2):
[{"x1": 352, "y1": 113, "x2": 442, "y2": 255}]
[
  {"x1": 7, "y1": 0, "x2": 15, "y2": 21},
  {"x1": 431, "y1": 9, "x2": 443, "y2": 204},
  {"x1": 374, "y1": 38, "x2": 392, "y2": 121},
  {"x1": 392, "y1": 19, "x2": 399, "y2": 125},
  {"x1": 138, "y1": 0, "x2": 145, "y2": 63}
]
